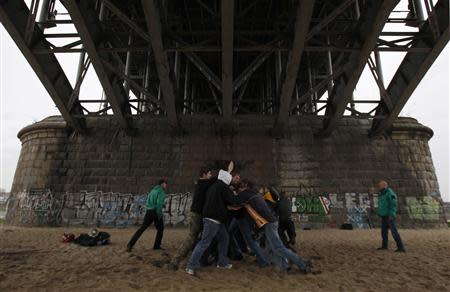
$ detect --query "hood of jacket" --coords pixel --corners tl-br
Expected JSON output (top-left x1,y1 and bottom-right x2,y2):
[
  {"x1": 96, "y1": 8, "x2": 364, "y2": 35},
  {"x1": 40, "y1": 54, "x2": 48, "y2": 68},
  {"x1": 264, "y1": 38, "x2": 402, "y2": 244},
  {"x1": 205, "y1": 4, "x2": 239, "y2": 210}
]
[{"x1": 217, "y1": 169, "x2": 232, "y2": 185}]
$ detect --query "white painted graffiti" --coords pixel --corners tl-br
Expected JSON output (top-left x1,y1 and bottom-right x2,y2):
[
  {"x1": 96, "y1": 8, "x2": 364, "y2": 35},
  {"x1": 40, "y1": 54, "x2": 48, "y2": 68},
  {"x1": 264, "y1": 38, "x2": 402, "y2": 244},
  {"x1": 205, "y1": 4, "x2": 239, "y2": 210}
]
[{"x1": 9, "y1": 189, "x2": 192, "y2": 227}]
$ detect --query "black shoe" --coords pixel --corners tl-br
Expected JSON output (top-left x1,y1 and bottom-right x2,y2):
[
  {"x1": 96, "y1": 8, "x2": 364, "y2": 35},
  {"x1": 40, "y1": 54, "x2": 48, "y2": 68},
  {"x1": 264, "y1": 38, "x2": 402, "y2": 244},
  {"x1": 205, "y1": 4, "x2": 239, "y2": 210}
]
[
  {"x1": 168, "y1": 262, "x2": 178, "y2": 271},
  {"x1": 126, "y1": 245, "x2": 132, "y2": 252},
  {"x1": 377, "y1": 247, "x2": 388, "y2": 250},
  {"x1": 299, "y1": 266, "x2": 312, "y2": 274},
  {"x1": 153, "y1": 246, "x2": 165, "y2": 250},
  {"x1": 395, "y1": 248, "x2": 406, "y2": 253}
]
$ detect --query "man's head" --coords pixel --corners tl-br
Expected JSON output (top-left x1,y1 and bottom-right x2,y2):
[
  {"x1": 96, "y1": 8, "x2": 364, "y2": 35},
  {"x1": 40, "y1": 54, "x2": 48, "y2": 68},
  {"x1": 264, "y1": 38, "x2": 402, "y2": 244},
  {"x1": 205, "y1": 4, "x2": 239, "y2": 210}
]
[
  {"x1": 378, "y1": 180, "x2": 388, "y2": 191},
  {"x1": 158, "y1": 179, "x2": 168, "y2": 190},
  {"x1": 231, "y1": 172, "x2": 241, "y2": 185},
  {"x1": 237, "y1": 179, "x2": 253, "y2": 192},
  {"x1": 199, "y1": 167, "x2": 213, "y2": 180}
]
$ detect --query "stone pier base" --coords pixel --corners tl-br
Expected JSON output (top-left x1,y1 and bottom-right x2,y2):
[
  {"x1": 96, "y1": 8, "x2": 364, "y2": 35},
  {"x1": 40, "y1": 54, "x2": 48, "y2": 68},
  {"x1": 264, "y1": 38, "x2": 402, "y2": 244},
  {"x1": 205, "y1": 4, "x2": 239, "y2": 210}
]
[{"x1": 6, "y1": 116, "x2": 446, "y2": 228}]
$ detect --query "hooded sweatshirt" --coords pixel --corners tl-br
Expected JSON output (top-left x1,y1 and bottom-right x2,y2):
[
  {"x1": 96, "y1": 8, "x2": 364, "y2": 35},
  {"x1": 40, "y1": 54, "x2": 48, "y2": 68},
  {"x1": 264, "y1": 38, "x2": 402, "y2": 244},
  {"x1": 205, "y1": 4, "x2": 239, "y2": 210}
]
[
  {"x1": 202, "y1": 170, "x2": 240, "y2": 224},
  {"x1": 145, "y1": 185, "x2": 166, "y2": 218},
  {"x1": 190, "y1": 177, "x2": 217, "y2": 214}
]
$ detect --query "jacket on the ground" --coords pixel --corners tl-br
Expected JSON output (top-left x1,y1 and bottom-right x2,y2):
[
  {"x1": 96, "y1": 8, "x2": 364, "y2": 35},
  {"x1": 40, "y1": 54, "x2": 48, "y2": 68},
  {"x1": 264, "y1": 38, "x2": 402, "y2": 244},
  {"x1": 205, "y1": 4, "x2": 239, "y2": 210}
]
[
  {"x1": 202, "y1": 170, "x2": 240, "y2": 224},
  {"x1": 190, "y1": 178, "x2": 216, "y2": 214},
  {"x1": 377, "y1": 187, "x2": 398, "y2": 217},
  {"x1": 146, "y1": 185, "x2": 166, "y2": 218},
  {"x1": 238, "y1": 189, "x2": 277, "y2": 223}
]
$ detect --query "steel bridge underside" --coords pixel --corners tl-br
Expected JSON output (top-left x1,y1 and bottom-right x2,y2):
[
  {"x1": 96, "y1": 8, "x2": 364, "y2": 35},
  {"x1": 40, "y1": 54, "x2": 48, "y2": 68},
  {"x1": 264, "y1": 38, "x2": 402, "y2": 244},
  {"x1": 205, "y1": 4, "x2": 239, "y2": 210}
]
[{"x1": 1, "y1": 0, "x2": 448, "y2": 136}]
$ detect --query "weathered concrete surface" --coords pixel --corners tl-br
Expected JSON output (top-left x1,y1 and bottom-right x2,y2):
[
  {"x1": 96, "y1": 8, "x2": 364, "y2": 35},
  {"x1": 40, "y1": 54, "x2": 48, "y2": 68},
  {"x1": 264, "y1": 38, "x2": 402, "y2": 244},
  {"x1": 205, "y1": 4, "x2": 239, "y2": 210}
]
[{"x1": 6, "y1": 116, "x2": 446, "y2": 227}]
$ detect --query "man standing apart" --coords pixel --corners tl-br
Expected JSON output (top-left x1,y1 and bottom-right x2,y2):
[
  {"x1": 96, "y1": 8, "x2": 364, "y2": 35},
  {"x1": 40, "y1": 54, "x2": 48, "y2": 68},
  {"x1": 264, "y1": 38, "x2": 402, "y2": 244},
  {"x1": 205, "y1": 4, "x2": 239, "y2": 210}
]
[
  {"x1": 127, "y1": 179, "x2": 168, "y2": 251},
  {"x1": 377, "y1": 180, "x2": 406, "y2": 252}
]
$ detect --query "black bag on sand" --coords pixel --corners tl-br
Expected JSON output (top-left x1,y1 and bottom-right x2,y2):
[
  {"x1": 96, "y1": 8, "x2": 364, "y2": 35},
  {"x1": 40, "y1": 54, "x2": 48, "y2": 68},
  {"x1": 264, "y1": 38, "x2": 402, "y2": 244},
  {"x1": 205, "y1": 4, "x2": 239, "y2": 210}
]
[
  {"x1": 340, "y1": 223, "x2": 353, "y2": 230},
  {"x1": 74, "y1": 231, "x2": 111, "y2": 246}
]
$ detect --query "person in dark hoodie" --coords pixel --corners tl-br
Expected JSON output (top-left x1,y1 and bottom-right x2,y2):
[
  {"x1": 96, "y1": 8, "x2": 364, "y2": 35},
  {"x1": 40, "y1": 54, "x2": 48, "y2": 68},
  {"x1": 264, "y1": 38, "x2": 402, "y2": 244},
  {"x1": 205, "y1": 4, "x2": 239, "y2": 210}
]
[
  {"x1": 261, "y1": 186, "x2": 297, "y2": 248},
  {"x1": 237, "y1": 179, "x2": 311, "y2": 273},
  {"x1": 169, "y1": 166, "x2": 216, "y2": 270},
  {"x1": 186, "y1": 165, "x2": 241, "y2": 276}
]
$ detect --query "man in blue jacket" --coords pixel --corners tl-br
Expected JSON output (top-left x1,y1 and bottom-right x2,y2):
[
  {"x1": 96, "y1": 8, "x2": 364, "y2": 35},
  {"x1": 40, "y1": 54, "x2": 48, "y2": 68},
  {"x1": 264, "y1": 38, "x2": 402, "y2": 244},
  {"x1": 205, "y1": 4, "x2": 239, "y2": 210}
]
[
  {"x1": 377, "y1": 180, "x2": 406, "y2": 252},
  {"x1": 127, "y1": 179, "x2": 168, "y2": 252}
]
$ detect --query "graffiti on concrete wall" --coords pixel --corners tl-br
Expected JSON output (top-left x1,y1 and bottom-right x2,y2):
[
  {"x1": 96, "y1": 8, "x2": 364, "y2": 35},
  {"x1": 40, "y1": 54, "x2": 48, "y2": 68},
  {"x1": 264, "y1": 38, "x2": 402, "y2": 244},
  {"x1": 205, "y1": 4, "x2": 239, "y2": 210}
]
[
  {"x1": 9, "y1": 189, "x2": 192, "y2": 226},
  {"x1": 405, "y1": 196, "x2": 441, "y2": 221},
  {"x1": 290, "y1": 192, "x2": 377, "y2": 228}
]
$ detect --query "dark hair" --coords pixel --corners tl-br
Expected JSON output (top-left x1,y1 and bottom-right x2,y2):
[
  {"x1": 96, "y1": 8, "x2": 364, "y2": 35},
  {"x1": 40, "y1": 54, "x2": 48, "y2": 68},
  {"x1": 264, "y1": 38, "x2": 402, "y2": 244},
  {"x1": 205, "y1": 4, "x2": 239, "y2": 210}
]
[
  {"x1": 199, "y1": 166, "x2": 211, "y2": 177},
  {"x1": 158, "y1": 179, "x2": 168, "y2": 185},
  {"x1": 238, "y1": 178, "x2": 253, "y2": 190}
]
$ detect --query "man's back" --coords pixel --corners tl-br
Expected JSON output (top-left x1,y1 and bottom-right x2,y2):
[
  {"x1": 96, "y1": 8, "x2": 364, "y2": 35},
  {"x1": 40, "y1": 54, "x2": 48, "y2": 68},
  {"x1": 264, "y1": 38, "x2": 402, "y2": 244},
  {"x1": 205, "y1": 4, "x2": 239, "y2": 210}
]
[
  {"x1": 191, "y1": 178, "x2": 216, "y2": 214},
  {"x1": 202, "y1": 170, "x2": 234, "y2": 223},
  {"x1": 238, "y1": 189, "x2": 277, "y2": 223}
]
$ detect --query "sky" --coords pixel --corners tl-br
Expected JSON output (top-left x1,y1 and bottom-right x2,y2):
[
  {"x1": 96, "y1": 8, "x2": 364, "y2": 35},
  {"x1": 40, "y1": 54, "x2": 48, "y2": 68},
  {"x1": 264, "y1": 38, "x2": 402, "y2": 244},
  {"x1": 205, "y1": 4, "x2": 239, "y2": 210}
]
[{"x1": 0, "y1": 1, "x2": 449, "y2": 201}]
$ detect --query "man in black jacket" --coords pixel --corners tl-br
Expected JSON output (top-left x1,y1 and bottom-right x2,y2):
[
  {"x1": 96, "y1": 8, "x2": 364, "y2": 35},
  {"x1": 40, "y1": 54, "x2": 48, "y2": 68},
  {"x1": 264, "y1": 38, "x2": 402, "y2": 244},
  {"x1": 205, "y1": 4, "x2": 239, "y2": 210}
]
[
  {"x1": 169, "y1": 167, "x2": 216, "y2": 270},
  {"x1": 186, "y1": 168, "x2": 240, "y2": 275}
]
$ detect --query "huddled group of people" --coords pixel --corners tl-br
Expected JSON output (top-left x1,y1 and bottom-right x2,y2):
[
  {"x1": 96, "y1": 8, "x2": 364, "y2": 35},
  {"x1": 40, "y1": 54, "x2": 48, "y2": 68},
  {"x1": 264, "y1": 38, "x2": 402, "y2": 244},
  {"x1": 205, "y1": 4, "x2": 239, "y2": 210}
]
[
  {"x1": 126, "y1": 161, "x2": 311, "y2": 275},
  {"x1": 125, "y1": 162, "x2": 406, "y2": 276}
]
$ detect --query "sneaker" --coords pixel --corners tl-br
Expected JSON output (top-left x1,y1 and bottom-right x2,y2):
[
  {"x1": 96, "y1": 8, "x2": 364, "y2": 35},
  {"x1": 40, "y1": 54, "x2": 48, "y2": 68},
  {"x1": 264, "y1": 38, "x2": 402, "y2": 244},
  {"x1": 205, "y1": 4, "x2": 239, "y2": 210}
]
[
  {"x1": 185, "y1": 268, "x2": 195, "y2": 276},
  {"x1": 395, "y1": 248, "x2": 406, "y2": 253},
  {"x1": 153, "y1": 246, "x2": 165, "y2": 250},
  {"x1": 216, "y1": 263, "x2": 233, "y2": 269}
]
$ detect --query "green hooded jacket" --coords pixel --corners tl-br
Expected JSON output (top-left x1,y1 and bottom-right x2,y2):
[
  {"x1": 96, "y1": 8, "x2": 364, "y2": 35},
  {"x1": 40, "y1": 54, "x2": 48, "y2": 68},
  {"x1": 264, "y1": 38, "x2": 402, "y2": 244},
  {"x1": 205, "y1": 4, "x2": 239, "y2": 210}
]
[
  {"x1": 145, "y1": 185, "x2": 166, "y2": 218},
  {"x1": 377, "y1": 187, "x2": 398, "y2": 217}
]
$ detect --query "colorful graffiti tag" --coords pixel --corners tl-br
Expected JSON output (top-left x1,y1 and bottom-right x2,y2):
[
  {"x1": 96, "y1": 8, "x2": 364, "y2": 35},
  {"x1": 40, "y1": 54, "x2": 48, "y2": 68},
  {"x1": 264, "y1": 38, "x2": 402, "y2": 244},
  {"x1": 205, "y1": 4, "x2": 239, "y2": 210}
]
[
  {"x1": 8, "y1": 189, "x2": 192, "y2": 226},
  {"x1": 291, "y1": 193, "x2": 376, "y2": 228},
  {"x1": 405, "y1": 196, "x2": 441, "y2": 221}
]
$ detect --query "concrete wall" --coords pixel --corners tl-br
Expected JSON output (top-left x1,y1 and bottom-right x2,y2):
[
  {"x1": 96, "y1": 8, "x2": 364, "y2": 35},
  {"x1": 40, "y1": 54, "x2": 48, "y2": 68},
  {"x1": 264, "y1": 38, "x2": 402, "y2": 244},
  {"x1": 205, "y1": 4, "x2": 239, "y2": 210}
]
[{"x1": 6, "y1": 115, "x2": 446, "y2": 228}]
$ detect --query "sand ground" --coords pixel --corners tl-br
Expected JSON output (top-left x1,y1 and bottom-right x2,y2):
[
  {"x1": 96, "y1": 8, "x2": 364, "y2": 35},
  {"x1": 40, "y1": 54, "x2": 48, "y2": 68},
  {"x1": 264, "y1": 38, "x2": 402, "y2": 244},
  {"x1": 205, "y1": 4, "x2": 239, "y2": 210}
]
[{"x1": 0, "y1": 226, "x2": 449, "y2": 292}]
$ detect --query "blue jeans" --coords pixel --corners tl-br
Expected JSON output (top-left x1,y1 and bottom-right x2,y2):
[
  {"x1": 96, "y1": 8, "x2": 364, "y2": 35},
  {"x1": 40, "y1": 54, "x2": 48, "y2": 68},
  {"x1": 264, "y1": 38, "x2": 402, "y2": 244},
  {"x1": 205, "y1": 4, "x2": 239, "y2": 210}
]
[
  {"x1": 237, "y1": 218, "x2": 269, "y2": 267},
  {"x1": 264, "y1": 222, "x2": 307, "y2": 271},
  {"x1": 187, "y1": 218, "x2": 230, "y2": 269},
  {"x1": 381, "y1": 216, "x2": 405, "y2": 250}
]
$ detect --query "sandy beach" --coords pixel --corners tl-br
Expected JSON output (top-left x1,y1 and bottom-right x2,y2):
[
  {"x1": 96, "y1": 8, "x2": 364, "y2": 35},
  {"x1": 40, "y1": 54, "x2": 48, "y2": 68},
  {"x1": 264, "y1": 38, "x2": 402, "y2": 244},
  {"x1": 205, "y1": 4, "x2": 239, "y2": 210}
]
[{"x1": 0, "y1": 226, "x2": 449, "y2": 292}]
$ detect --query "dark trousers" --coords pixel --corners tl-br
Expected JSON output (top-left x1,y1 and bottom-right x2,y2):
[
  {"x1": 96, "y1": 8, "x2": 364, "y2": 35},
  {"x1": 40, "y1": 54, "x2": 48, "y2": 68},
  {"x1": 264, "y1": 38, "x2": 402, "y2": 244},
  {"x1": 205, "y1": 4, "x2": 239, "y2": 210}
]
[
  {"x1": 278, "y1": 219, "x2": 296, "y2": 246},
  {"x1": 128, "y1": 209, "x2": 164, "y2": 249},
  {"x1": 381, "y1": 216, "x2": 404, "y2": 250}
]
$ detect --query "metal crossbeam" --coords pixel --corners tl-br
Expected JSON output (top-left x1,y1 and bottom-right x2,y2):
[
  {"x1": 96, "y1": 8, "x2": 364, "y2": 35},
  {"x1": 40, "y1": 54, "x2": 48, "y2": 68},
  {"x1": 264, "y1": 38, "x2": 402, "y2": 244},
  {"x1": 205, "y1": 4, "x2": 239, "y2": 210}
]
[
  {"x1": 62, "y1": 0, "x2": 132, "y2": 131},
  {"x1": 307, "y1": 0, "x2": 355, "y2": 41},
  {"x1": 221, "y1": 0, "x2": 234, "y2": 122},
  {"x1": 0, "y1": 0, "x2": 85, "y2": 131},
  {"x1": 141, "y1": 0, "x2": 179, "y2": 129},
  {"x1": 321, "y1": 0, "x2": 400, "y2": 135},
  {"x1": 371, "y1": 0, "x2": 449, "y2": 136},
  {"x1": 274, "y1": 0, "x2": 315, "y2": 132}
]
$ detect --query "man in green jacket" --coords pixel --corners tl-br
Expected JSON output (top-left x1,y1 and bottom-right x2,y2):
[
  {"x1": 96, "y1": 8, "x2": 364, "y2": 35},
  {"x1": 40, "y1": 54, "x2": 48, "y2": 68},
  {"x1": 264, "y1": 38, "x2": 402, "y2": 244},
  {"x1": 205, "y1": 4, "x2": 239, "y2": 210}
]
[
  {"x1": 376, "y1": 180, "x2": 405, "y2": 252},
  {"x1": 127, "y1": 179, "x2": 167, "y2": 251}
]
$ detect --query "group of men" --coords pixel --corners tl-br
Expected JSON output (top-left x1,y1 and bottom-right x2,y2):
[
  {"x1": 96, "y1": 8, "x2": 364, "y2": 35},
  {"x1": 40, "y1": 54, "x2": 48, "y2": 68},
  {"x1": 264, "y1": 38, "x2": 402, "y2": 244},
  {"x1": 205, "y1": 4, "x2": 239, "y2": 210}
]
[{"x1": 126, "y1": 162, "x2": 406, "y2": 276}]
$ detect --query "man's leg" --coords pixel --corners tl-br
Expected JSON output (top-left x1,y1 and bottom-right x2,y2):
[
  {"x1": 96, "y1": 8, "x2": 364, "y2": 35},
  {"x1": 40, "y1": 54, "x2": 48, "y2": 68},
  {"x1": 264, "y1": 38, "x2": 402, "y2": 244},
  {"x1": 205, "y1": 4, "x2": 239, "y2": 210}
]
[
  {"x1": 127, "y1": 209, "x2": 153, "y2": 250},
  {"x1": 388, "y1": 217, "x2": 405, "y2": 251},
  {"x1": 286, "y1": 219, "x2": 297, "y2": 245},
  {"x1": 171, "y1": 212, "x2": 202, "y2": 266},
  {"x1": 153, "y1": 211, "x2": 164, "y2": 249},
  {"x1": 278, "y1": 221, "x2": 289, "y2": 247},
  {"x1": 216, "y1": 223, "x2": 231, "y2": 267},
  {"x1": 264, "y1": 228, "x2": 289, "y2": 271},
  {"x1": 187, "y1": 219, "x2": 220, "y2": 270},
  {"x1": 238, "y1": 218, "x2": 269, "y2": 266},
  {"x1": 264, "y1": 222, "x2": 308, "y2": 271},
  {"x1": 380, "y1": 216, "x2": 389, "y2": 249}
]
